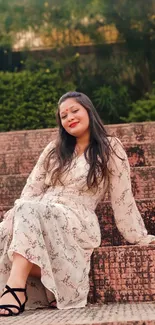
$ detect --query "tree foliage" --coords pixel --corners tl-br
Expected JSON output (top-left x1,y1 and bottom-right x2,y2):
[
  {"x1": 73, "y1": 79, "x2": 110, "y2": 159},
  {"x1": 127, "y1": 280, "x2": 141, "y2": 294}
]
[
  {"x1": 125, "y1": 83, "x2": 155, "y2": 122},
  {"x1": 1, "y1": 0, "x2": 155, "y2": 47},
  {"x1": 0, "y1": 0, "x2": 155, "y2": 125},
  {"x1": 0, "y1": 70, "x2": 75, "y2": 131}
]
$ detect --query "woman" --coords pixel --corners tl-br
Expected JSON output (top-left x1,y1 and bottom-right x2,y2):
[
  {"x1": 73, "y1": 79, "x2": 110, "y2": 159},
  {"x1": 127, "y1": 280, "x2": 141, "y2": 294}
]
[{"x1": 0, "y1": 91, "x2": 155, "y2": 317}]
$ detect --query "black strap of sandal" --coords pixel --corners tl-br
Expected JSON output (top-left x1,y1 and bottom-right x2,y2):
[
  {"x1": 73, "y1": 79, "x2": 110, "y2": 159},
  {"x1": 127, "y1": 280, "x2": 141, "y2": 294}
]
[
  {"x1": 0, "y1": 285, "x2": 27, "y2": 316},
  {"x1": 49, "y1": 299, "x2": 57, "y2": 309},
  {"x1": 1, "y1": 285, "x2": 24, "y2": 308},
  {"x1": 0, "y1": 304, "x2": 20, "y2": 316}
]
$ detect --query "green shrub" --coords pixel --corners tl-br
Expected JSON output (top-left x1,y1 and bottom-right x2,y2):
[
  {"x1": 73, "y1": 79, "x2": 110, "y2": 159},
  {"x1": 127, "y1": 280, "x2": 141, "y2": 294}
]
[
  {"x1": 0, "y1": 71, "x2": 75, "y2": 131},
  {"x1": 93, "y1": 85, "x2": 131, "y2": 124},
  {"x1": 125, "y1": 85, "x2": 155, "y2": 122}
]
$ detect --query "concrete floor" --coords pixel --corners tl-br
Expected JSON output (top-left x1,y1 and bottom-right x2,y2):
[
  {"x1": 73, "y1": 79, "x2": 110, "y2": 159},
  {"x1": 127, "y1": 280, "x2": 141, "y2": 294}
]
[{"x1": 1, "y1": 303, "x2": 155, "y2": 325}]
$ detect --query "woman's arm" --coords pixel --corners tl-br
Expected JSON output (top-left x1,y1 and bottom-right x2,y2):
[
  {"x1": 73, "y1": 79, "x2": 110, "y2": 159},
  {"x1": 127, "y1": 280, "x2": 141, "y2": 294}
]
[
  {"x1": 18, "y1": 141, "x2": 54, "y2": 200},
  {"x1": 108, "y1": 137, "x2": 155, "y2": 245},
  {"x1": 3, "y1": 141, "x2": 54, "y2": 221}
]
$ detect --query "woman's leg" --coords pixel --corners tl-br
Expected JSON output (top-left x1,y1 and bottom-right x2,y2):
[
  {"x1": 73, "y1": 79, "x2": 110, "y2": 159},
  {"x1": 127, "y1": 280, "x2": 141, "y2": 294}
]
[
  {"x1": 29, "y1": 264, "x2": 41, "y2": 278},
  {"x1": 0, "y1": 252, "x2": 33, "y2": 315}
]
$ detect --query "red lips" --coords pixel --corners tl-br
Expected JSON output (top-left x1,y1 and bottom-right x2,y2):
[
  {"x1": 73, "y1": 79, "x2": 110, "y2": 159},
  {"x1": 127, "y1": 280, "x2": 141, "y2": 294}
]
[{"x1": 69, "y1": 122, "x2": 79, "y2": 128}]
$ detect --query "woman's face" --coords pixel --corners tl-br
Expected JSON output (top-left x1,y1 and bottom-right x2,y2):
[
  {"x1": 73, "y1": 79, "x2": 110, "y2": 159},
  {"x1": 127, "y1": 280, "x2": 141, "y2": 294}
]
[{"x1": 59, "y1": 98, "x2": 90, "y2": 138}]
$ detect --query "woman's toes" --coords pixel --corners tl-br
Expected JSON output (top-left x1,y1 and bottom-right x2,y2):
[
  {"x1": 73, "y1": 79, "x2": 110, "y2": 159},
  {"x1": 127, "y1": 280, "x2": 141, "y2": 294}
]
[{"x1": 0, "y1": 309, "x2": 9, "y2": 315}]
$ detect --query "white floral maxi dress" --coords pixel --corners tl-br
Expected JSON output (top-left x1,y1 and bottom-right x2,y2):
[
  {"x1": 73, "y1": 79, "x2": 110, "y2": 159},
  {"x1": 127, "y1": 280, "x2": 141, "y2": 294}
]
[{"x1": 0, "y1": 137, "x2": 155, "y2": 310}]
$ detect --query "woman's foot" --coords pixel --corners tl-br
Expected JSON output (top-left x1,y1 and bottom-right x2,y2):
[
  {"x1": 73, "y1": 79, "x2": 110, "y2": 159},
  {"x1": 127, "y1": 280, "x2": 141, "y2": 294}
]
[
  {"x1": 0, "y1": 283, "x2": 27, "y2": 316},
  {"x1": 49, "y1": 299, "x2": 57, "y2": 309}
]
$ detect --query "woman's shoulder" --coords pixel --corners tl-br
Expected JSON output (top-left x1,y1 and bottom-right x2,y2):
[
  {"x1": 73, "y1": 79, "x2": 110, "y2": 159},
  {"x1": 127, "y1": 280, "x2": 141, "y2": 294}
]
[
  {"x1": 107, "y1": 136, "x2": 123, "y2": 149},
  {"x1": 44, "y1": 139, "x2": 57, "y2": 151},
  {"x1": 107, "y1": 136, "x2": 127, "y2": 161},
  {"x1": 41, "y1": 139, "x2": 57, "y2": 158}
]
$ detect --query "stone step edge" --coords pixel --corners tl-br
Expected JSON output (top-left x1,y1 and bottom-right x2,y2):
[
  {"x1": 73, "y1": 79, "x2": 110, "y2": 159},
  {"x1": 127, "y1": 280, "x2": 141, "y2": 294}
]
[
  {"x1": 0, "y1": 140, "x2": 154, "y2": 151},
  {"x1": 0, "y1": 143, "x2": 154, "y2": 157},
  {"x1": 0, "y1": 121, "x2": 154, "y2": 134},
  {"x1": 6, "y1": 302, "x2": 155, "y2": 325},
  {"x1": 1, "y1": 196, "x2": 154, "y2": 222},
  {"x1": 0, "y1": 197, "x2": 154, "y2": 213},
  {"x1": 1, "y1": 165, "x2": 155, "y2": 178},
  {"x1": 0, "y1": 128, "x2": 58, "y2": 136},
  {"x1": 0, "y1": 197, "x2": 154, "y2": 210},
  {"x1": 96, "y1": 244, "x2": 155, "y2": 251},
  {"x1": 99, "y1": 197, "x2": 155, "y2": 204},
  {"x1": 89, "y1": 245, "x2": 155, "y2": 304}
]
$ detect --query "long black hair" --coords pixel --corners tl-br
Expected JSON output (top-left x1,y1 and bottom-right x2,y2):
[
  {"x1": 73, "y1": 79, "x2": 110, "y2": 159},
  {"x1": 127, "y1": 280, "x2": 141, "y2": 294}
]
[{"x1": 44, "y1": 91, "x2": 113, "y2": 190}]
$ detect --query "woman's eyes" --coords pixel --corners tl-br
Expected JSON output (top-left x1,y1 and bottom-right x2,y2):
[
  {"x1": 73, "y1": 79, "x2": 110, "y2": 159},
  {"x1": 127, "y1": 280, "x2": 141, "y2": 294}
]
[{"x1": 61, "y1": 109, "x2": 79, "y2": 119}]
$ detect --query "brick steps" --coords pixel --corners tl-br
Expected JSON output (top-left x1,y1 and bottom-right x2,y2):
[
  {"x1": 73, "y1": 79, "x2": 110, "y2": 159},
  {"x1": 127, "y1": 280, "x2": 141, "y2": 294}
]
[
  {"x1": 0, "y1": 166, "x2": 155, "y2": 206},
  {"x1": 2, "y1": 303, "x2": 155, "y2": 325},
  {"x1": 105, "y1": 122, "x2": 155, "y2": 143},
  {"x1": 97, "y1": 199, "x2": 155, "y2": 246},
  {"x1": 0, "y1": 122, "x2": 154, "y2": 153},
  {"x1": 0, "y1": 151, "x2": 40, "y2": 175},
  {"x1": 88, "y1": 245, "x2": 155, "y2": 304},
  {"x1": 0, "y1": 220, "x2": 154, "y2": 305},
  {"x1": 1, "y1": 198, "x2": 155, "y2": 246},
  {"x1": 0, "y1": 129, "x2": 57, "y2": 153},
  {"x1": 0, "y1": 122, "x2": 155, "y2": 314},
  {"x1": 126, "y1": 143, "x2": 155, "y2": 167},
  {"x1": 130, "y1": 167, "x2": 155, "y2": 198},
  {"x1": 103, "y1": 167, "x2": 155, "y2": 201},
  {"x1": 0, "y1": 143, "x2": 155, "y2": 175}
]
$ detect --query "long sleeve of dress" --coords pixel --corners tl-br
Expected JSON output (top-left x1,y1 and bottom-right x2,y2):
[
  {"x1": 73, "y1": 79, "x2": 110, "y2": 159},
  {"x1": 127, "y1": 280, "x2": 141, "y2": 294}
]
[
  {"x1": 3, "y1": 141, "x2": 54, "y2": 219},
  {"x1": 16, "y1": 141, "x2": 54, "y2": 202},
  {"x1": 108, "y1": 137, "x2": 155, "y2": 245}
]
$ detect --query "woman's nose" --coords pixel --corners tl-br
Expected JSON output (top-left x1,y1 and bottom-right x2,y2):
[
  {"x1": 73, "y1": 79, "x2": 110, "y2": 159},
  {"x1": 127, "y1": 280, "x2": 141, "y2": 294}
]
[{"x1": 68, "y1": 113, "x2": 74, "y2": 121}]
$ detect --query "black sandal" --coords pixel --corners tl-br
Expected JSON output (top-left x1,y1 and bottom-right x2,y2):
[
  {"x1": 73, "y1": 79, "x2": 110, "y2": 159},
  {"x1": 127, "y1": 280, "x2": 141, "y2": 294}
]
[
  {"x1": 0, "y1": 284, "x2": 28, "y2": 317},
  {"x1": 49, "y1": 299, "x2": 57, "y2": 309}
]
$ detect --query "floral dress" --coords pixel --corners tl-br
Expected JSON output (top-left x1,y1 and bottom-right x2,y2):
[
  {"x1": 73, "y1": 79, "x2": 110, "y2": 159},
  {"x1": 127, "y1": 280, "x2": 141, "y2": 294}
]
[{"x1": 0, "y1": 137, "x2": 155, "y2": 310}]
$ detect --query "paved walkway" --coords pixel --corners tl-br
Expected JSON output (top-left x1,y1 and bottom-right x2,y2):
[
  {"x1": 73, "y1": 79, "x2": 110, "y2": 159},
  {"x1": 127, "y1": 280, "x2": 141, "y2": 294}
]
[{"x1": 1, "y1": 303, "x2": 155, "y2": 325}]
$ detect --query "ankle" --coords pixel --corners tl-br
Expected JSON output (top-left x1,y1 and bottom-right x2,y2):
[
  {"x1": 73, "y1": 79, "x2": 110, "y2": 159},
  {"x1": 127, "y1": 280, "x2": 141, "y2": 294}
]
[{"x1": 7, "y1": 278, "x2": 26, "y2": 289}]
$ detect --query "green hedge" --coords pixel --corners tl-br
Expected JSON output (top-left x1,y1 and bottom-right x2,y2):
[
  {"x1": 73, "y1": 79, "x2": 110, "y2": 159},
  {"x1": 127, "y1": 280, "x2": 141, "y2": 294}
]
[
  {"x1": 125, "y1": 84, "x2": 155, "y2": 122},
  {"x1": 0, "y1": 71, "x2": 75, "y2": 131},
  {"x1": 0, "y1": 70, "x2": 155, "y2": 132},
  {"x1": 92, "y1": 84, "x2": 131, "y2": 124}
]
